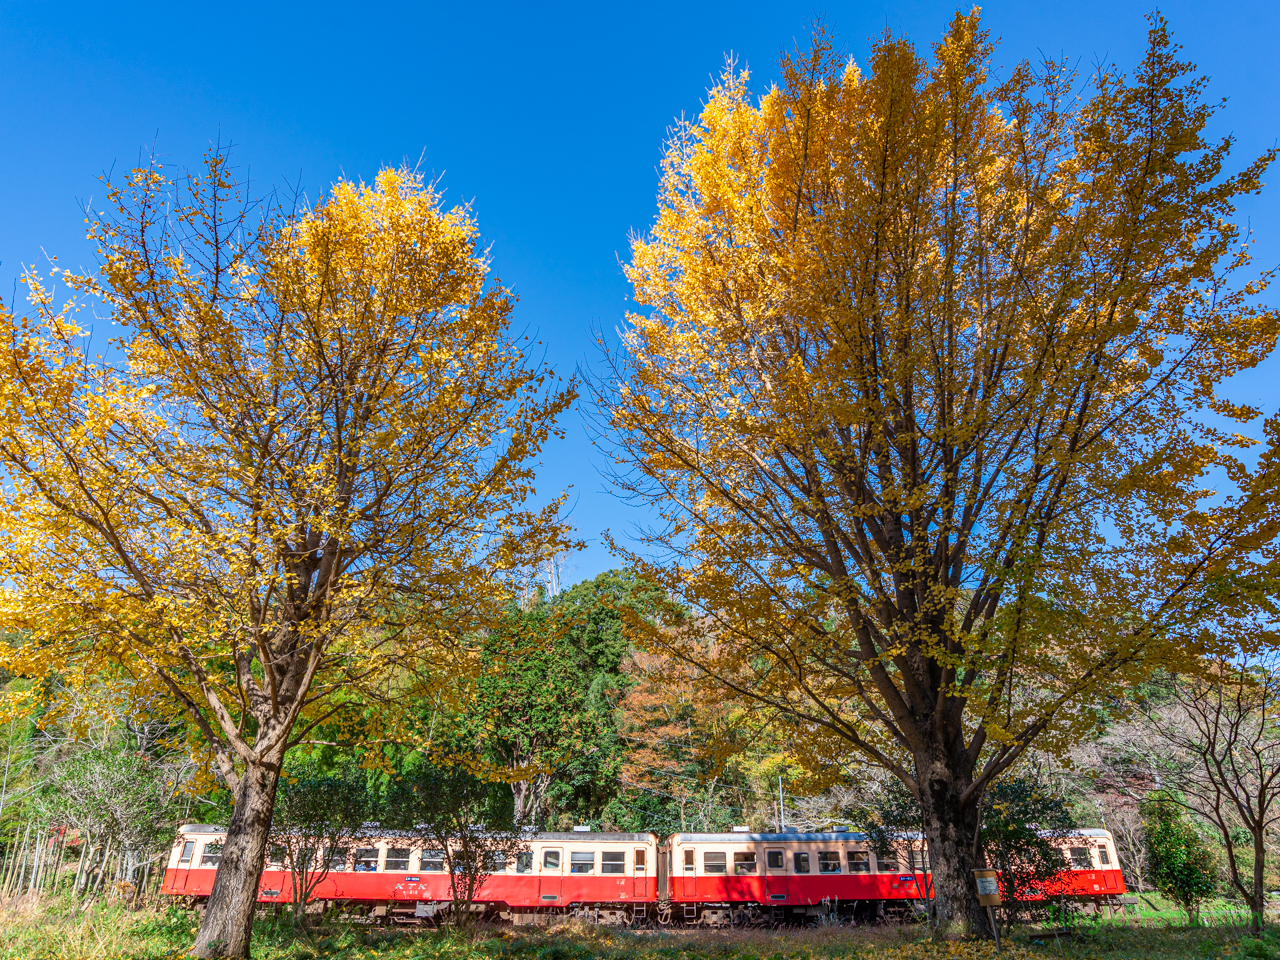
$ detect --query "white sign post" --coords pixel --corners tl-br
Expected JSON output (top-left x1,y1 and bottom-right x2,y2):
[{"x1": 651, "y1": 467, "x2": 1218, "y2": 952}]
[{"x1": 973, "y1": 868, "x2": 1003, "y2": 953}]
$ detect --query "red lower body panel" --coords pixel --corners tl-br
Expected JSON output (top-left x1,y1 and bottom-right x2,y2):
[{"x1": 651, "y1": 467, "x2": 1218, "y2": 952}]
[{"x1": 162, "y1": 868, "x2": 657, "y2": 907}]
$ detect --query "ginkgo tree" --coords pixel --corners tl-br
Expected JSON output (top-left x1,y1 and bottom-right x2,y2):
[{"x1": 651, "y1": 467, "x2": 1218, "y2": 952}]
[
  {"x1": 602, "y1": 13, "x2": 1280, "y2": 939},
  {"x1": 0, "y1": 151, "x2": 573, "y2": 958}
]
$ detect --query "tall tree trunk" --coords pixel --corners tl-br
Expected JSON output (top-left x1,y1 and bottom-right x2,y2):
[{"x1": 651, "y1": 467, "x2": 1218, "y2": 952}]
[
  {"x1": 917, "y1": 759, "x2": 990, "y2": 939},
  {"x1": 191, "y1": 759, "x2": 281, "y2": 959},
  {"x1": 1251, "y1": 831, "x2": 1266, "y2": 935}
]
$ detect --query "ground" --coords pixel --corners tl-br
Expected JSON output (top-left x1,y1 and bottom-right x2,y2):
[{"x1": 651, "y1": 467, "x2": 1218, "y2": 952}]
[{"x1": 0, "y1": 895, "x2": 1273, "y2": 960}]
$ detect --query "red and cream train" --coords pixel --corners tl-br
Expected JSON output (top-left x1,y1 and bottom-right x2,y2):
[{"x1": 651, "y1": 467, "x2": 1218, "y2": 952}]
[{"x1": 162, "y1": 825, "x2": 1126, "y2": 924}]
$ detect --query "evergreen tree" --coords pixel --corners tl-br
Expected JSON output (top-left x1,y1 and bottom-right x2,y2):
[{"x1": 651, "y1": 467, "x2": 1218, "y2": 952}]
[{"x1": 1142, "y1": 790, "x2": 1218, "y2": 924}]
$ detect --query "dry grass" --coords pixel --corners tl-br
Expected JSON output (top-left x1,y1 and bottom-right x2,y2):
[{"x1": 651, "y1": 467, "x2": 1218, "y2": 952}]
[{"x1": 0, "y1": 895, "x2": 1264, "y2": 960}]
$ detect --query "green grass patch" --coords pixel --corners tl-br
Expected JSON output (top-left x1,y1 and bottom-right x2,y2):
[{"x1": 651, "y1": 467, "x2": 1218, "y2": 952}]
[{"x1": 0, "y1": 895, "x2": 1269, "y2": 960}]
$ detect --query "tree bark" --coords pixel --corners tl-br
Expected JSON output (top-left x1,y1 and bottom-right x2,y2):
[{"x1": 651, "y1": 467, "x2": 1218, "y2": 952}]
[
  {"x1": 511, "y1": 771, "x2": 550, "y2": 827},
  {"x1": 191, "y1": 759, "x2": 281, "y2": 959},
  {"x1": 1250, "y1": 829, "x2": 1266, "y2": 935},
  {"x1": 917, "y1": 761, "x2": 990, "y2": 939}
]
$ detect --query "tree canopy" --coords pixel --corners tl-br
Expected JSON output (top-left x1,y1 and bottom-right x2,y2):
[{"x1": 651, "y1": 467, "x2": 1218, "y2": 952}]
[{"x1": 601, "y1": 11, "x2": 1279, "y2": 938}]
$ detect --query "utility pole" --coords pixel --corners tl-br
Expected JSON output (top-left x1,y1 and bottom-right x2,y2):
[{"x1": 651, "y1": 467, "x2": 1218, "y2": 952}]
[{"x1": 778, "y1": 777, "x2": 785, "y2": 831}]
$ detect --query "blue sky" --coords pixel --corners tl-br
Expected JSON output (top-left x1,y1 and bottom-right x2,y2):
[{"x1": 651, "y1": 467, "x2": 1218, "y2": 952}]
[{"x1": 2, "y1": 1, "x2": 1277, "y2": 583}]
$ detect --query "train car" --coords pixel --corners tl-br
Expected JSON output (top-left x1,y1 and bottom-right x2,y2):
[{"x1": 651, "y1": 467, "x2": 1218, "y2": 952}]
[
  {"x1": 1035, "y1": 828, "x2": 1127, "y2": 901},
  {"x1": 663, "y1": 827, "x2": 1127, "y2": 925},
  {"x1": 161, "y1": 825, "x2": 659, "y2": 923},
  {"x1": 162, "y1": 823, "x2": 1125, "y2": 926},
  {"x1": 662, "y1": 828, "x2": 928, "y2": 925}
]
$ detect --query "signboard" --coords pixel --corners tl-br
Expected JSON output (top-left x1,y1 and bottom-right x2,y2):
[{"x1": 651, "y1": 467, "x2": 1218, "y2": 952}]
[{"x1": 973, "y1": 868, "x2": 1002, "y2": 906}]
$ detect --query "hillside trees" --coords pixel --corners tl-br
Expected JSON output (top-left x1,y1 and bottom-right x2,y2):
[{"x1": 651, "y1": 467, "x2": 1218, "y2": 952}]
[
  {"x1": 0, "y1": 151, "x2": 573, "y2": 957},
  {"x1": 384, "y1": 760, "x2": 525, "y2": 925},
  {"x1": 460, "y1": 570, "x2": 657, "y2": 826},
  {"x1": 269, "y1": 764, "x2": 370, "y2": 924},
  {"x1": 602, "y1": 12, "x2": 1279, "y2": 938},
  {"x1": 1102, "y1": 655, "x2": 1280, "y2": 933}
]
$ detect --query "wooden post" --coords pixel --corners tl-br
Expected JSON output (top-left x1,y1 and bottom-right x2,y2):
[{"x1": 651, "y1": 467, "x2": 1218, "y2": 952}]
[{"x1": 974, "y1": 868, "x2": 1003, "y2": 953}]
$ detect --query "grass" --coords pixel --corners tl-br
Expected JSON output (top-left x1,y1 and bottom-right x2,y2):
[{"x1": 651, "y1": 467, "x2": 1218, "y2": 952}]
[{"x1": 0, "y1": 894, "x2": 1273, "y2": 960}]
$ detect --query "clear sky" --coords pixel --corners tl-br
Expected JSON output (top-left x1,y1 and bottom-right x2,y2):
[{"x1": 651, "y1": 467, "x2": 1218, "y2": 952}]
[{"x1": 2, "y1": 1, "x2": 1277, "y2": 583}]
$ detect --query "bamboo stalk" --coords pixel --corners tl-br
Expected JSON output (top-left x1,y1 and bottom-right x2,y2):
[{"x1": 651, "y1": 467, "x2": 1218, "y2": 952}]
[
  {"x1": 6, "y1": 821, "x2": 31, "y2": 896},
  {"x1": 87, "y1": 837, "x2": 113, "y2": 901},
  {"x1": 47, "y1": 828, "x2": 66, "y2": 894},
  {"x1": 0, "y1": 826, "x2": 15, "y2": 894},
  {"x1": 2, "y1": 824, "x2": 23, "y2": 895},
  {"x1": 71, "y1": 832, "x2": 88, "y2": 896},
  {"x1": 16, "y1": 823, "x2": 33, "y2": 897},
  {"x1": 29, "y1": 826, "x2": 45, "y2": 894},
  {"x1": 75, "y1": 840, "x2": 96, "y2": 896}
]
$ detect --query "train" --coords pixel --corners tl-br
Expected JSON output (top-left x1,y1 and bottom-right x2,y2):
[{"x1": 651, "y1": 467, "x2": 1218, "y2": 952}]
[{"x1": 161, "y1": 824, "x2": 1126, "y2": 925}]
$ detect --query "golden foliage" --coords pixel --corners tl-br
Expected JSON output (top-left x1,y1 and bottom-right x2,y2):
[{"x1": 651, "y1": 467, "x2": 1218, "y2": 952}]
[
  {"x1": 603, "y1": 10, "x2": 1279, "y2": 927},
  {"x1": 0, "y1": 150, "x2": 575, "y2": 792}
]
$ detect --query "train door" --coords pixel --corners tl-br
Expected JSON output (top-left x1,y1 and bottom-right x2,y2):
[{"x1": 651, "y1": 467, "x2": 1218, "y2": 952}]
[
  {"x1": 173, "y1": 839, "x2": 196, "y2": 892},
  {"x1": 764, "y1": 847, "x2": 788, "y2": 902},
  {"x1": 538, "y1": 847, "x2": 563, "y2": 904},
  {"x1": 633, "y1": 847, "x2": 648, "y2": 898},
  {"x1": 680, "y1": 847, "x2": 696, "y2": 898}
]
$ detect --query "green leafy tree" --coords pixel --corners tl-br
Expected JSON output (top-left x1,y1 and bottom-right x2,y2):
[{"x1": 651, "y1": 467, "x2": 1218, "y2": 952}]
[
  {"x1": 384, "y1": 760, "x2": 525, "y2": 926},
  {"x1": 463, "y1": 570, "x2": 664, "y2": 827},
  {"x1": 1142, "y1": 790, "x2": 1218, "y2": 924},
  {"x1": 981, "y1": 776, "x2": 1077, "y2": 928},
  {"x1": 268, "y1": 764, "x2": 370, "y2": 924}
]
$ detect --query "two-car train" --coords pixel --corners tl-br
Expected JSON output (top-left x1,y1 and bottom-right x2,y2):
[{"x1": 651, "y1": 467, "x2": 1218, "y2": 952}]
[{"x1": 161, "y1": 824, "x2": 1126, "y2": 925}]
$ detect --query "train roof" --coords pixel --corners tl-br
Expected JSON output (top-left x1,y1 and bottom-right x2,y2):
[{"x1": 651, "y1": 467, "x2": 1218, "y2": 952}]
[
  {"x1": 175, "y1": 825, "x2": 657, "y2": 842},
  {"x1": 670, "y1": 832, "x2": 872, "y2": 842},
  {"x1": 1046, "y1": 828, "x2": 1112, "y2": 838},
  {"x1": 535, "y1": 832, "x2": 655, "y2": 842}
]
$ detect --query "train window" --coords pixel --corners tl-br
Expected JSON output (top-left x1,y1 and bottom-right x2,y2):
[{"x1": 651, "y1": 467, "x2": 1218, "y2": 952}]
[
  {"x1": 200, "y1": 843, "x2": 222, "y2": 867},
  {"x1": 635, "y1": 849, "x2": 646, "y2": 869},
  {"x1": 326, "y1": 847, "x2": 348, "y2": 872},
  {"x1": 847, "y1": 851, "x2": 870, "y2": 873},
  {"x1": 178, "y1": 841, "x2": 195, "y2": 866},
  {"x1": 703, "y1": 852, "x2": 727, "y2": 874},
  {"x1": 1068, "y1": 847, "x2": 1092, "y2": 869},
  {"x1": 818, "y1": 851, "x2": 841, "y2": 874},
  {"x1": 876, "y1": 858, "x2": 898, "y2": 873},
  {"x1": 570, "y1": 852, "x2": 595, "y2": 874},
  {"x1": 421, "y1": 850, "x2": 445, "y2": 872},
  {"x1": 793, "y1": 852, "x2": 811, "y2": 874},
  {"x1": 683, "y1": 849, "x2": 695, "y2": 870},
  {"x1": 766, "y1": 849, "x2": 784, "y2": 870},
  {"x1": 544, "y1": 850, "x2": 561, "y2": 870},
  {"x1": 601, "y1": 852, "x2": 625, "y2": 875},
  {"x1": 516, "y1": 851, "x2": 534, "y2": 874},
  {"x1": 487, "y1": 851, "x2": 508, "y2": 871},
  {"x1": 1099, "y1": 847, "x2": 1111, "y2": 866},
  {"x1": 355, "y1": 848, "x2": 380, "y2": 872},
  {"x1": 385, "y1": 848, "x2": 410, "y2": 871},
  {"x1": 908, "y1": 848, "x2": 930, "y2": 872},
  {"x1": 733, "y1": 852, "x2": 757, "y2": 875},
  {"x1": 268, "y1": 845, "x2": 286, "y2": 867}
]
